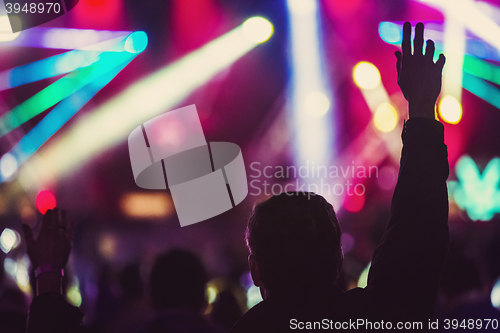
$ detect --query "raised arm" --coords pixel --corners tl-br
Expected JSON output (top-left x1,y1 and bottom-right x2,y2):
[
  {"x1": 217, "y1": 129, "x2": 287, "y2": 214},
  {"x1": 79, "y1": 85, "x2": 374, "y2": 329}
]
[
  {"x1": 366, "y1": 22, "x2": 449, "y2": 322},
  {"x1": 22, "y1": 208, "x2": 83, "y2": 333}
]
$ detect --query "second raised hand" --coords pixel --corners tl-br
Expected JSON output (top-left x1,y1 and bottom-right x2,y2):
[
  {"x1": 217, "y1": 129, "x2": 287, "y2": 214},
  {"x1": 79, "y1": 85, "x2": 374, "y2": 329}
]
[{"x1": 395, "y1": 22, "x2": 446, "y2": 119}]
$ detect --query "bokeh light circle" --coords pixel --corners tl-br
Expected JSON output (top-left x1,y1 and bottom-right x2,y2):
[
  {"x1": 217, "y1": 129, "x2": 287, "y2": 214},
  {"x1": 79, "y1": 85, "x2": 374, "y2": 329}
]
[
  {"x1": 374, "y1": 103, "x2": 399, "y2": 132},
  {"x1": 125, "y1": 31, "x2": 148, "y2": 54},
  {"x1": 439, "y1": 95, "x2": 462, "y2": 124},
  {"x1": 0, "y1": 153, "x2": 18, "y2": 180},
  {"x1": 242, "y1": 17, "x2": 273, "y2": 43},
  {"x1": 36, "y1": 190, "x2": 57, "y2": 214},
  {"x1": 353, "y1": 61, "x2": 381, "y2": 89}
]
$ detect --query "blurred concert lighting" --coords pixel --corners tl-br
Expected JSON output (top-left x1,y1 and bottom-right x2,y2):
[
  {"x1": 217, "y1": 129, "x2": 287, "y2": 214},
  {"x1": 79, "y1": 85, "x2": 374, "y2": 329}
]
[
  {"x1": 15, "y1": 17, "x2": 273, "y2": 189},
  {"x1": 120, "y1": 192, "x2": 174, "y2": 219},
  {"x1": 0, "y1": 27, "x2": 135, "y2": 50},
  {"x1": 463, "y1": 55, "x2": 500, "y2": 86},
  {"x1": 0, "y1": 30, "x2": 145, "y2": 91},
  {"x1": 419, "y1": 0, "x2": 500, "y2": 53},
  {"x1": 378, "y1": 22, "x2": 402, "y2": 44},
  {"x1": 2, "y1": 256, "x2": 31, "y2": 293},
  {"x1": 353, "y1": 61, "x2": 381, "y2": 90},
  {"x1": 448, "y1": 156, "x2": 500, "y2": 221},
  {"x1": 35, "y1": 190, "x2": 57, "y2": 214},
  {"x1": 492, "y1": 277, "x2": 500, "y2": 309},
  {"x1": 438, "y1": 95, "x2": 462, "y2": 124},
  {"x1": 287, "y1": 0, "x2": 334, "y2": 194},
  {"x1": 462, "y1": 73, "x2": 500, "y2": 110},
  {"x1": 66, "y1": 277, "x2": 83, "y2": 307},
  {"x1": 0, "y1": 0, "x2": 498, "y2": 323},
  {"x1": 0, "y1": 152, "x2": 18, "y2": 180},
  {"x1": 241, "y1": 17, "x2": 273, "y2": 44},
  {"x1": 0, "y1": 51, "x2": 137, "y2": 137},
  {"x1": 373, "y1": 103, "x2": 399, "y2": 132},
  {"x1": 0, "y1": 15, "x2": 20, "y2": 41},
  {"x1": 0, "y1": 54, "x2": 137, "y2": 182},
  {"x1": 304, "y1": 91, "x2": 330, "y2": 116},
  {"x1": 0, "y1": 228, "x2": 21, "y2": 254},
  {"x1": 343, "y1": 192, "x2": 365, "y2": 213},
  {"x1": 379, "y1": 20, "x2": 500, "y2": 62},
  {"x1": 442, "y1": 17, "x2": 465, "y2": 118}
]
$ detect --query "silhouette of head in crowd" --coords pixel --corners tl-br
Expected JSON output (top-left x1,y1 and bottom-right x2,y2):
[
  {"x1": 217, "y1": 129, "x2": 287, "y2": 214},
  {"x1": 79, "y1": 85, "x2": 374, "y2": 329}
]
[
  {"x1": 246, "y1": 192, "x2": 343, "y2": 300},
  {"x1": 150, "y1": 249, "x2": 208, "y2": 311}
]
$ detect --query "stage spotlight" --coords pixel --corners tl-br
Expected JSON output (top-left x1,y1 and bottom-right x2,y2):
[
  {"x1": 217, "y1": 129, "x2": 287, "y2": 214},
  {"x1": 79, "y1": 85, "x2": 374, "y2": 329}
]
[
  {"x1": 304, "y1": 91, "x2": 330, "y2": 116},
  {"x1": 0, "y1": 16, "x2": 20, "y2": 41},
  {"x1": 0, "y1": 153, "x2": 18, "y2": 180},
  {"x1": 0, "y1": 228, "x2": 21, "y2": 254},
  {"x1": 120, "y1": 192, "x2": 174, "y2": 219},
  {"x1": 0, "y1": 52, "x2": 136, "y2": 137},
  {"x1": 378, "y1": 22, "x2": 402, "y2": 44},
  {"x1": 0, "y1": 30, "x2": 145, "y2": 91},
  {"x1": 125, "y1": 31, "x2": 148, "y2": 53},
  {"x1": 442, "y1": 18, "x2": 465, "y2": 114},
  {"x1": 492, "y1": 277, "x2": 500, "y2": 309},
  {"x1": 16, "y1": 18, "x2": 272, "y2": 189},
  {"x1": 242, "y1": 17, "x2": 273, "y2": 43},
  {"x1": 438, "y1": 95, "x2": 462, "y2": 124},
  {"x1": 35, "y1": 190, "x2": 57, "y2": 214},
  {"x1": 0, "y1": 54, "x2": 137, "y2": 181},
  {"x1": 353, "y1": 61, "x2": 381, "y2": 90},
  {"x1": 373, "y1": 103, "x2": 398, "y2": 132},
  {"x1": 287, "y1": 0, "x2": 334, "y2": 164}
]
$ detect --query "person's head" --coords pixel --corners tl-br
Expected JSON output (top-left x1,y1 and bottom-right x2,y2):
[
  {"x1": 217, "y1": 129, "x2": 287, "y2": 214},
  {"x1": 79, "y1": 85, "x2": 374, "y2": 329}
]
[
  {"x1": 246, "y1": 192, "x2": 343, "y2": 299},
  {"x1": 150, "y1": 249, "x2": 208, "y2": 311},
  {"x1": 119, "y1": 263, "x2": 143, "y2": 300}
]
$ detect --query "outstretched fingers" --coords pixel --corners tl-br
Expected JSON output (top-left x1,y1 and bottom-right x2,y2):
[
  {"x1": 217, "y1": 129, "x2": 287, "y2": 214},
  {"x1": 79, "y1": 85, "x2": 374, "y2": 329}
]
[
  {"x1": 414, "y1": 22, "x2": 424, "y2": 57},
  {"x1": 402, "y1": 22, "x2": 412, "y2": 58},
  {"x1": 425, "y1": 39, "x2": 435, "y2": 61},
  {"x1": 436, "y1": 53, "x2": 446, "y2": 72}
]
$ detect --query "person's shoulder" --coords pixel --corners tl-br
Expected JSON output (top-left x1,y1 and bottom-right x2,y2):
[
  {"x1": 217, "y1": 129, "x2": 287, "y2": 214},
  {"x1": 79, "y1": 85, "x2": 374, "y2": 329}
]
[{"x1": 230, "y1": 300, "x2": 279, "y2": 333}]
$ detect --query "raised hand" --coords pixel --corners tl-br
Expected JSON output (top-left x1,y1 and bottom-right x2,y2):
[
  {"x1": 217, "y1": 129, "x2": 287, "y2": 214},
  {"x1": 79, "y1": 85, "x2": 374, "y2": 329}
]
[
  {"x1": 395, "y1": 22, "x2": 445, "y2": 119},
  {"x1": 22, "y1": 208, "x2": 74, "y2": 273}
]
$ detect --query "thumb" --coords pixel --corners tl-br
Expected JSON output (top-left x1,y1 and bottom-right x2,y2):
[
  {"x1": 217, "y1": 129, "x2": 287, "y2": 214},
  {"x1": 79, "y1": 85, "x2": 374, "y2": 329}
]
[
  {"x1": 22, "y1": 224, "x2": 34, "y2": 252},
  {"x1": 436, "y1": 53, "x2": 446, "y2": 72},
  {"x1": 395, "y1": 51, "x2": 402, "y2": 76}
]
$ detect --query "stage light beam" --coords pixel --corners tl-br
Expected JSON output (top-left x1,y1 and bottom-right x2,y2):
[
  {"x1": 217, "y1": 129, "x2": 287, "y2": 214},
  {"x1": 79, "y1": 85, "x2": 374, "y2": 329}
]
[
  {"x1": 16, "y1": 18, "x2": 273, "y2": 189},
  {"x1": 419, "y1": 0, "x2": 500, "y2": 54},
  {"x1": 304, "y1": 91, "x2": 330, "y2": 116}
]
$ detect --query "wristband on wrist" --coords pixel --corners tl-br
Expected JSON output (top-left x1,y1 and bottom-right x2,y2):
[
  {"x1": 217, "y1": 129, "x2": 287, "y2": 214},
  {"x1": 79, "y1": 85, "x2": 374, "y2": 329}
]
[{"x1": 34, "y1": 265, "x2": 64, "y2": 278}]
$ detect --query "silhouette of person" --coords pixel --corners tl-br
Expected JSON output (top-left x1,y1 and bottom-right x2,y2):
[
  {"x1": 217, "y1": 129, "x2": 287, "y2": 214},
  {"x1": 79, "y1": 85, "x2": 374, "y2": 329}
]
[
  {"x1": 230, "y1": 22, "x2": 449, "y2": 332},
  {"x1": 22, "y1": 208, "x2": 83, "y2": 333},
  {"x1": 143, "y1": 249, "x2": 223, "y2": 333}
]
